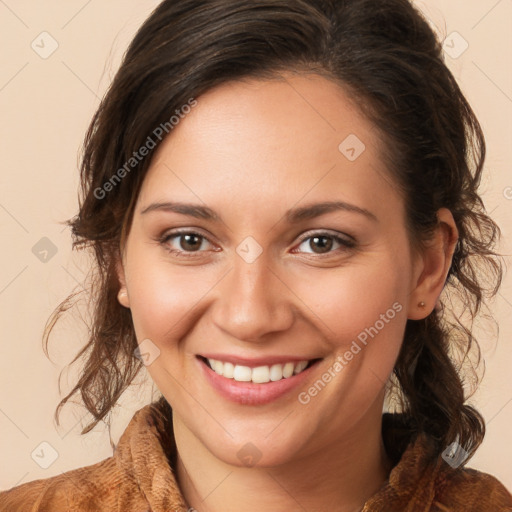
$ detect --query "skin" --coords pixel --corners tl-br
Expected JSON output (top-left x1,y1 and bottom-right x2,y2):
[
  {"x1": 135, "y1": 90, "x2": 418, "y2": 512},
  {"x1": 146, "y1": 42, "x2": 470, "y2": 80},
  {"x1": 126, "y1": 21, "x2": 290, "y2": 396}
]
[{"x1": 116, "y1": 73, "x2": 458, "y2": 512}]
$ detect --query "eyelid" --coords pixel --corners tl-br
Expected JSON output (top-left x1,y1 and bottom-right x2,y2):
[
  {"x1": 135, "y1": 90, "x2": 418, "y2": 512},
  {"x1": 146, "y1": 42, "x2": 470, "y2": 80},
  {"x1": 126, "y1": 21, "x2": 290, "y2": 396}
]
[
  {"x1": 295, "y1": 229, "x2": 356, "y2": 245},
  {"x1": 158, "y1": 227, "x2": 356, "y2": 258},
  {"x1": 291, "y1": 230, "x2": 356, "y2": 256},
  {"x1": 160, "y1": 226, "x2": 213, "y2": 240},
  {"x1": 158, "y1": 228, "x2": 218, "y2": 253}
]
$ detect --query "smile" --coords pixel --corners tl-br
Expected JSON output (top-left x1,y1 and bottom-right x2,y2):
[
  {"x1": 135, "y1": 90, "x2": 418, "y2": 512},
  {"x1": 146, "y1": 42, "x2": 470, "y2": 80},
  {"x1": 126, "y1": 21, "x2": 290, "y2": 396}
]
[
  {"x1": 205, "y1": 357, "x2": 311, "y2": 383},
  {"x1": 197, "y1": 355, "x2": 322, "y2": 405}
]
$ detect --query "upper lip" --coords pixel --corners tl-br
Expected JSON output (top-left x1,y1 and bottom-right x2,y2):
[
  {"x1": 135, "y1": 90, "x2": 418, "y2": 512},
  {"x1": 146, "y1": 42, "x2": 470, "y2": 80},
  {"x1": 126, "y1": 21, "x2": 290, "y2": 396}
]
[{"x1": 198, "y1": 353, "x2": 321, "y2": 368}]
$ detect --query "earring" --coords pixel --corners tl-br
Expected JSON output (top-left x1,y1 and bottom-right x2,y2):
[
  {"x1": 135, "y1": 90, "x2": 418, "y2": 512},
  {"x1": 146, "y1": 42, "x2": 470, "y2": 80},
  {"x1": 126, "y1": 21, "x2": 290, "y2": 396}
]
[{"x1": 418, "y1": 301, "x2": 426, "y2": 308}]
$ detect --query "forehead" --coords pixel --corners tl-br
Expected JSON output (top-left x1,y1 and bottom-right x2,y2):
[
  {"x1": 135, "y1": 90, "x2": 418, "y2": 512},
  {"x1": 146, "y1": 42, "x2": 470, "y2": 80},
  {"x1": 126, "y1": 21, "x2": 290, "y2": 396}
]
[{"x1": 137, "y1": 73, "x2": 401, "y2": 222}]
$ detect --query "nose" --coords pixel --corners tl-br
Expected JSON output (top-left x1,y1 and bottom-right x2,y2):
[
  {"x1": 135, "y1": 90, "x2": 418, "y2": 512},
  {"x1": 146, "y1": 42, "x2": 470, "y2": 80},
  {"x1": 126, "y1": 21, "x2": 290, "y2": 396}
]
[{"x1": 211, "y1": 254, "x2": 295, "y2": 343}]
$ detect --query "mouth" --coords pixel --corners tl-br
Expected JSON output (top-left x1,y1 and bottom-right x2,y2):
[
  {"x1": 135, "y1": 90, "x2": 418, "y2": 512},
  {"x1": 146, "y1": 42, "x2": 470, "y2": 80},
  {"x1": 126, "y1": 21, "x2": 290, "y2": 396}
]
[
  {"x1": 196, "y1": 355, "x2": 322, "y2": 405},
  {"x1": 199, "y1": 356, "x2": 320, "y2": 384}
]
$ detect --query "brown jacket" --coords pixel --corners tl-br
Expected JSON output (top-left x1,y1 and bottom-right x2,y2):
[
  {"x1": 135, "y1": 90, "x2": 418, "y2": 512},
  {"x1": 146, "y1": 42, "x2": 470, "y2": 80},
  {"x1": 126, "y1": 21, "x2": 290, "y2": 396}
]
[{"x1": 1, "y1": 397, "x2": 511, "y2": 512}]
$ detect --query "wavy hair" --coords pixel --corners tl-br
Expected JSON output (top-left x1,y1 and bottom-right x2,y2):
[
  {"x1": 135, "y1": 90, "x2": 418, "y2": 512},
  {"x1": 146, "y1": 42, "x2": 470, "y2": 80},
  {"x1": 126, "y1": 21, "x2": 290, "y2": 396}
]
[{"x1": 44, "y1": 0, "x2": 502, "y2": 466}]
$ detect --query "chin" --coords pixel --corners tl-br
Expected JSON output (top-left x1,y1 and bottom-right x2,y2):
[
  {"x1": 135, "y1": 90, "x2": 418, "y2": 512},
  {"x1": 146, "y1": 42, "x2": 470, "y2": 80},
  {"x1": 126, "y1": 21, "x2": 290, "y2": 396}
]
[{"x1": 205, "y1": 434, "x2": 304, "y2": 469}]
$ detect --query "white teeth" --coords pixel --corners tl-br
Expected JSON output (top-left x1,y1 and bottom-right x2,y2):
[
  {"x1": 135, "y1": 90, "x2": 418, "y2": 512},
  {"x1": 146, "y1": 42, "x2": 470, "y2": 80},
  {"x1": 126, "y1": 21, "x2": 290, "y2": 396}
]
[
  {"x1": 251, "y1": 366, "x2": 270, "y2": 384},
  {"x1": 211, "y1": 359, "x2": 223, "y2": 375},
  {"x1": 293, "y1": 360, "x2": 308, "y2": 374},
  {"x1": 223, "y1": 361, "x2": 234, "y2": 379},
  {"x1": 233, "y1": 365, "x2": 252, "y2": 382},
  {"x1": 206, "y1": 358, "x2": 310, "y2": 383},
  {"x1": 269, "y1": 364, "x2": 283, "y2": 381},
  {"x1": 282, "y1": 362, "x2": 294, "y2": 378}
]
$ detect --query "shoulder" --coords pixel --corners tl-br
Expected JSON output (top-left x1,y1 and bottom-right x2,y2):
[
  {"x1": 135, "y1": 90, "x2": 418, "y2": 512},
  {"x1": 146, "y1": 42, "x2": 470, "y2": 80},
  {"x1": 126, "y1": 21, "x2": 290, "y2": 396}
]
[
  {"x1": 367, "y1": 455, "x2": 512, "y2": 511},
  {"x1": 0, "y1": 455, "x2": 145, "y2": 512},
  {"x1": 0, "y1": 400, "x2": 182, "y2": 512},
  {"x1": 432, "y1": 466, "x2": 512, "y2": 511},
  {"x1": 375, "y1": 422, "x2": 512, "y2": 511}
]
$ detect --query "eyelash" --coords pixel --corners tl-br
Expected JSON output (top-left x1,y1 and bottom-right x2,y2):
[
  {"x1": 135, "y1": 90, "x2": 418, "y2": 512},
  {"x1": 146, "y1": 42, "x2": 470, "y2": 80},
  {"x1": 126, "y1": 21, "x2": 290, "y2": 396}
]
[{"x1": 157, "y1": 228, "x2": 356, "y2": 258}]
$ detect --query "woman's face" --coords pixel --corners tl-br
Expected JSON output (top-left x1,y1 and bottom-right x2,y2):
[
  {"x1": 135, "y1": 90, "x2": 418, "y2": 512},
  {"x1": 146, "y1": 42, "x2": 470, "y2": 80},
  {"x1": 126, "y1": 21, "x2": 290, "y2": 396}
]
[{"x1": 118, "y1": 73, "x2": 422, "y2": 466}]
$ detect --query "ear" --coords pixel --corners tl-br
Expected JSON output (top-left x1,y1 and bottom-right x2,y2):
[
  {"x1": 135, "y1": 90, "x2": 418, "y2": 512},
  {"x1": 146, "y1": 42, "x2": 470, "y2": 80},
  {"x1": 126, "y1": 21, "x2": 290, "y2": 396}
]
[
  {"x1": 116, "y1": 253, "x2": 131, "y2": 309},
  {"x1": 407, "y1": 208, "x2": 458, "y2": 320}
]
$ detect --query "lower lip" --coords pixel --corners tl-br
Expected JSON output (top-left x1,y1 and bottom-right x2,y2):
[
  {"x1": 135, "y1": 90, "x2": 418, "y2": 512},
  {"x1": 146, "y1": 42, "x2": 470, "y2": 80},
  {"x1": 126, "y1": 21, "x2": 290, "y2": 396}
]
[{"x1": 197, "y1": 357, "x2": 320, "y2": 405}]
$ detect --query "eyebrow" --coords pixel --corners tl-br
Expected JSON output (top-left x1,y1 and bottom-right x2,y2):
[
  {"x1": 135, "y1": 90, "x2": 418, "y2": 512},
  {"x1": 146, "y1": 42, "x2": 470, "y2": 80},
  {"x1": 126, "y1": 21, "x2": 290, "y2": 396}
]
[{"x1": 140, "y1": 200, "x2": 377, "y2": 223}]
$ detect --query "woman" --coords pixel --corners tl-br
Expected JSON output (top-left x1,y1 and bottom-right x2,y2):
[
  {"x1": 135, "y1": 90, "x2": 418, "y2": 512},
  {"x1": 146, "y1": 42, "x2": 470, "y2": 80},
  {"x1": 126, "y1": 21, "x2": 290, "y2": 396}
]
[{"x1": 1, "y1": 0, "x2": 511, "y2": 510}]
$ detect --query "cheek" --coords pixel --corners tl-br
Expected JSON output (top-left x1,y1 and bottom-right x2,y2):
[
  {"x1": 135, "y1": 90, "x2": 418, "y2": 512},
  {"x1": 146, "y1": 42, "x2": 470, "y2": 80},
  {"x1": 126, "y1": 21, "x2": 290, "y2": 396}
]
[
  {"x1": 296, "y1": 255, "x2": 408, "y2": 341},
  {"x1": 291, "y1": 256, "x2": 409, "y2": 424},
  {"x1": 290, "y1": 258, "x2": 409, "y2": 441},
  {"x1": 124, "y1": 249, "x2": 218, "y2": 343},
  {"x1": 290, "y1": 251, "x2": 411, "y2": 398}
]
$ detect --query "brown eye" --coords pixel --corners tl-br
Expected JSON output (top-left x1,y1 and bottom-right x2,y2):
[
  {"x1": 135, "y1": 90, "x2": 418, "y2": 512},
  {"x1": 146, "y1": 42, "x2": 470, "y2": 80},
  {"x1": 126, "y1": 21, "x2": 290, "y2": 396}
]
[
  {"x1": 179, "y1": 233, "x2": 203, "y2": 251},
  {"x1": 295, "y1": 232, "x2": 355, "y2": 255},
  {"x1": 309, "y1": 236, "x2": 333, "y2": 254},
  {"x1": 160, "y1": 231, "x2": 213, "y2": 255}
]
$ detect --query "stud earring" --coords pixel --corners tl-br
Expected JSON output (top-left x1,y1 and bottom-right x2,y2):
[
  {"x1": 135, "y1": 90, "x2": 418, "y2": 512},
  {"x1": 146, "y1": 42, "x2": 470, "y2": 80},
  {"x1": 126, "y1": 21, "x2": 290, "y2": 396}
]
[{"x1": 418, "y1": 301, "x2": 426, "y2": 308}]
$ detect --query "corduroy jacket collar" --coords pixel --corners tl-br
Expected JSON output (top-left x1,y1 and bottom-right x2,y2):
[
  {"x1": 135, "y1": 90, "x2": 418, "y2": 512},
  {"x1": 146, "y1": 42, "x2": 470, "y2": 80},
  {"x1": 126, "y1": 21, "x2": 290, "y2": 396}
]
[{"x1": 1, "y1": 397, "x2": 511, "y2": 512}]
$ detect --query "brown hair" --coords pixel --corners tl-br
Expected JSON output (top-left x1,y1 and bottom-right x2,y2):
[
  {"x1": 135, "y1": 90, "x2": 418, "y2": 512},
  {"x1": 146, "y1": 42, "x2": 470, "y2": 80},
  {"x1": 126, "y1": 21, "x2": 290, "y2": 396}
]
[{"x1": 44, "y1": 0, "x2": 502, "y2": 466}]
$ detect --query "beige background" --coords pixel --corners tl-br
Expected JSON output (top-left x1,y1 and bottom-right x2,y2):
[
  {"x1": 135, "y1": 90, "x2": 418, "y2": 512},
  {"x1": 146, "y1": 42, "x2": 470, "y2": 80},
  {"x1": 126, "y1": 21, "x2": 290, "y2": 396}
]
[{"x1": 0, "y1": 0, "x2": 511, "y2": 492}]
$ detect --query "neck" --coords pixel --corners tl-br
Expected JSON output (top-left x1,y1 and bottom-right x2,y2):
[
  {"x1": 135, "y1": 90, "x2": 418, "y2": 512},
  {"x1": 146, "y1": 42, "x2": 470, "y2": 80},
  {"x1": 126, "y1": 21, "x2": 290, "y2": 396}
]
[{"x1": 174, "y1": 399, "x2": 391, "y2": 512}]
